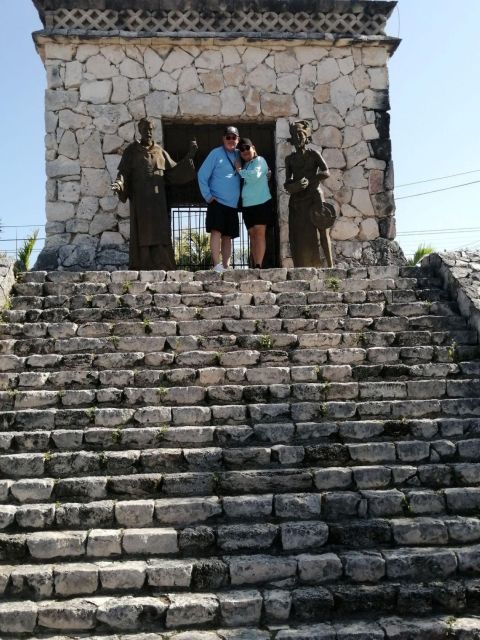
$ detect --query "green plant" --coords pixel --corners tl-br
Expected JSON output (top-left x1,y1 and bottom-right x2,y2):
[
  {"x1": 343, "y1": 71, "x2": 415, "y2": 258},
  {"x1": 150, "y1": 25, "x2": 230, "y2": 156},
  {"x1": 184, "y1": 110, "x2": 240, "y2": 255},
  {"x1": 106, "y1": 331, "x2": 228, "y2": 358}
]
[
  {"x1": 445, "y1": 616, "x2": 456, "y2": 638},
  {"x1": 315, "y1": 366, "x2": 324, "y2": 381},
  {"x1": 157, "y1": 387, "x2": 167, "y2": 400},
  {"x1": 122, "y1": 280, "x2": 132, "y2": 294},
  {"x1": 16, "y1": 229, "x2": 39, "y2": 271},
  {"x1": 402, "y1": 495, "x2": 412, "y2": 514},
  {"x1": 109, "y1": 335, "x2": 119, "y2": 348},
  {"x1": 85, "y1": 406, "x2": 96, "y2": 421},
  {"x1": 175, "y1": 230, "x2": 212, "y2": 271},
  {"x1": 325, "y1": 276, "x2": 341, "y2": 291},
  {"x1": 407, "y1": 244, "x2": 435, "y2": 266},
  {"x1": 2, "y1": 296, "x2": 12, "y2": 311},
  {"x1": 143, "y1": 318, "x2": 152, "y2": 334},
  {"x1": 319, "y1": 402, "x2": 328, "y2": 417},
  {"x1": 111, "y1": 429, "x2": 123, "y2": 444},
  {"x1": 447, "y1": 341, "x2": 458, "y2": 362},
  {"x1": 258, "y1": 334, "x2": 273, "y2": 349},
  {"x1": 43, "y1": 451, "x2": 52, "y2": 462},
  {"x1": 156, "y1": 424, "x2": 169, "y2": 442},
  {"x1": 99, "y1": 451, "x2": 108, "y2": 468}
]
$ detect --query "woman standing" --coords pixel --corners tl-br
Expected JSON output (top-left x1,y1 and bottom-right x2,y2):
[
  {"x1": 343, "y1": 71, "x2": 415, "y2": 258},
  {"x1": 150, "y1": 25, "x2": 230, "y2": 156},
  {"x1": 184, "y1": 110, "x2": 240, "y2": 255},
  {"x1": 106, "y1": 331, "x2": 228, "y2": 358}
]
[{"x1": 235, "y1": 138, "x2": 273, "y2": 269}]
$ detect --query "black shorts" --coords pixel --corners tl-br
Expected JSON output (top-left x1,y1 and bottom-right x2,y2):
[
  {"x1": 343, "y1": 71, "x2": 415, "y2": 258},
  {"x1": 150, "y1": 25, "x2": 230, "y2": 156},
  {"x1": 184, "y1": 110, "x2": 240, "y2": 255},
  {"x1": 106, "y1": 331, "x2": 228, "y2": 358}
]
[
  {"x1": 242, "y1": 199, "x2": 274, "y2": 229},
  {"x1": 206, "y1": 200, "x2": 240, "y2": 238}
]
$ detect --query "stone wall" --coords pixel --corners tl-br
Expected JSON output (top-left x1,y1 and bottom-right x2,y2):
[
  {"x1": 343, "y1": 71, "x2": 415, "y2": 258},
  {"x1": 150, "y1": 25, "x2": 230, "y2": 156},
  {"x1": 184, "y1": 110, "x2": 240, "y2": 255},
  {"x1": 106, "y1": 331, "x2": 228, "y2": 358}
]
[
  {"x1": 34, "y1": 35, "x2": 401, "y2": 270},
  {"x1": 0, "y1": 257, "x2": 15, "y2": 309},
  {"x1": 423, "y1": 251, "x2": 480, "y2": 341}
]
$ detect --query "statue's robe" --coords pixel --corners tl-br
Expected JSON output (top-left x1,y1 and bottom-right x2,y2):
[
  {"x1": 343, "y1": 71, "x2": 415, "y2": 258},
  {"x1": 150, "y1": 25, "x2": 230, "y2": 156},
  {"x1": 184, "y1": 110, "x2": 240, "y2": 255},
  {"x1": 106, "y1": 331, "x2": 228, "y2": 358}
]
[{"x1": 116, "y1": 140, "x2": 195, "y2": 270}]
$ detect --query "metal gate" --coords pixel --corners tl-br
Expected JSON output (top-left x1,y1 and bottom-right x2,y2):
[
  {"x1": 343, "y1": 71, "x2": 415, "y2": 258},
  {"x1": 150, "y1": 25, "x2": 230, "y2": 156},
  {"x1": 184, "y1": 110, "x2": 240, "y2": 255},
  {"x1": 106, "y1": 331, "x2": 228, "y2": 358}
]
[{"x1": 163, "y1": 123, "x2": 278, "y2": 270}]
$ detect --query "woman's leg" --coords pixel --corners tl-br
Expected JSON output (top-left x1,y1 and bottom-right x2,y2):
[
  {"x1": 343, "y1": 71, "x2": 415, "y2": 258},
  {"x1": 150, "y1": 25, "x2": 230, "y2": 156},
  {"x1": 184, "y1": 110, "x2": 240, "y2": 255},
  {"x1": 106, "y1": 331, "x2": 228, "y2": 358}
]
[
  {"x1": 221, "y1": 235, "x2": 232, "y2": 268},
  {"x1": 210, "y1": 229, "x2": 222, "y2": 266},
  {"x1": 249, "y1": 225, "x2": 266, "y2": 267},
  {"x1": 319, "y1": 229, "x2": 333, "y2": 267}
]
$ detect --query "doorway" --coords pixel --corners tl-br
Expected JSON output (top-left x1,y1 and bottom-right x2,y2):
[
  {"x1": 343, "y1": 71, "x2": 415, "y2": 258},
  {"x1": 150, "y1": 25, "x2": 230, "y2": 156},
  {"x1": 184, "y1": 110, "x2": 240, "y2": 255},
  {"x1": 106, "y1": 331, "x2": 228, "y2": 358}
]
[{"x1": 163, "y1": 122, "x2": 278, "y2": 269}]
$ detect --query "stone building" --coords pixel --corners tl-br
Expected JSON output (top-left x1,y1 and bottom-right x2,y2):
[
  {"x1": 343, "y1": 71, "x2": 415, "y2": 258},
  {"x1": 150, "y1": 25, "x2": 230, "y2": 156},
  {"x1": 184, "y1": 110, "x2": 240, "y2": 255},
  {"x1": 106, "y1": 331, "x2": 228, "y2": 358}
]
[{"x1": 32, "y1": 0, "x2": 402, "y2": 270}]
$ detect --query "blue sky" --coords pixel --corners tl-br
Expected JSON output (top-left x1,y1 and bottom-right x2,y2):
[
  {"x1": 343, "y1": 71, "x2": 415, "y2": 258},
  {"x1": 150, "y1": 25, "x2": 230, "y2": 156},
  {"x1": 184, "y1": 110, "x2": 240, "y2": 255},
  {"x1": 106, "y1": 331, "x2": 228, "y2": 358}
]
[{"x1": 1, "y1": 0, "x2": 479, "y2": 260}]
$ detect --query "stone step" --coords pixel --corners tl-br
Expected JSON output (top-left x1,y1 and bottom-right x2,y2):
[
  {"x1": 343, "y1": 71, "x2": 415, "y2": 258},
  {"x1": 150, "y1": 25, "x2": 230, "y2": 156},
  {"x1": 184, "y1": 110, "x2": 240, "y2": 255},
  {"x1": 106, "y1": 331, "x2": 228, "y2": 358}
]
[
  {"x1": 0, "y1": 585, "x2": 478, "y2": 634},
  {"x1": 8, "y1": 617, "x2": 480, "y2": 640},
  {"x1": 3, "y1": 396, "x2": 480, "y2": 432},
  {"x1": 1, "y1": 536, "x2": 480, "y2": 599},
  {"x1": 2, "y1": 377, "x2": 480, "y2": 411},
  {"x1": 0, "y1": 415, "x2": 477, "y2": 454}
]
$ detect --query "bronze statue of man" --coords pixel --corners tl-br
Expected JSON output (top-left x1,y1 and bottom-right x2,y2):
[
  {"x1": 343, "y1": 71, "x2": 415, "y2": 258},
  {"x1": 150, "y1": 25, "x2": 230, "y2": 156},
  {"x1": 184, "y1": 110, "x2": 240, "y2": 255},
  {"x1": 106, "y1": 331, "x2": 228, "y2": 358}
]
[
  {"x1": 112, "y1": 117, "x2": 197, "y2": 270},
  {"x1": 284, "y1": 120, "x2": 334, "y2": 268}
]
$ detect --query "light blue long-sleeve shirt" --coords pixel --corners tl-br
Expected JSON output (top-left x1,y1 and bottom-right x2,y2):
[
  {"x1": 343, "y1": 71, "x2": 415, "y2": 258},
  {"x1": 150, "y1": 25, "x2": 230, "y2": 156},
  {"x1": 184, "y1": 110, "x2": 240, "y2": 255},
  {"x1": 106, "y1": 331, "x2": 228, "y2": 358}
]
[
  {"x1": 238, "y1": 156, "x2": 272, "y2": 207},
  {"x1": 198, "y1": 146, "x2": 240, "y2": 208}
]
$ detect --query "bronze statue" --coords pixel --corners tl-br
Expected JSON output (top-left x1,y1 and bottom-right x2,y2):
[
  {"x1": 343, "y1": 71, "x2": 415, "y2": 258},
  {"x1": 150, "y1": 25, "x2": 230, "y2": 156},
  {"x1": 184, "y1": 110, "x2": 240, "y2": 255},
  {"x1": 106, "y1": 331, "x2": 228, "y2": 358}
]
[
  {"x1": 284, "y1": 120, "x2": 334, "y2": 268},
  {"x1": 112, "y1": 117, "x2": 197, "y2": 270}
]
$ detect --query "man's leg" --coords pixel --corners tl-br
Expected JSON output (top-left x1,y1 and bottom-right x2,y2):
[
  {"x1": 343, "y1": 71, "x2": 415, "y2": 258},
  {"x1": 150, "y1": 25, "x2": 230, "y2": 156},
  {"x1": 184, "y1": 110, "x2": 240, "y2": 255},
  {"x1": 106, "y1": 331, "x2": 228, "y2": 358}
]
[
  {"x1": 221, "y1": 235, "x2": 232, "y2": 268},
  {"x1": 320, "y1": 229, "x2": 334, "y2": 268},
  {"x1": 210, "y1": 230, "x2": 222, "y2": 267}
]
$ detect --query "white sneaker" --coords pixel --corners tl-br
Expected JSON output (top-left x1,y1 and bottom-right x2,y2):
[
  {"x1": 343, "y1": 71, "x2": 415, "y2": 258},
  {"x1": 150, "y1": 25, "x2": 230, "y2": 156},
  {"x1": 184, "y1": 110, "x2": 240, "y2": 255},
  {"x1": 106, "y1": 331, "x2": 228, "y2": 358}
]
[{"x1": 213, "y1": 263, "x2": 225, "y2": 273}]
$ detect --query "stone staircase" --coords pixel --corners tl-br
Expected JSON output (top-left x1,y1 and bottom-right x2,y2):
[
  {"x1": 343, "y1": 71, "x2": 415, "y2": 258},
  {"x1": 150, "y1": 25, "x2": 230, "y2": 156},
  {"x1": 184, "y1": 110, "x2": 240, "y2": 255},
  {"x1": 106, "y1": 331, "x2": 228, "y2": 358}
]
[{"x1": 1, "y1": 264, "x2": 480, "y2": 639}]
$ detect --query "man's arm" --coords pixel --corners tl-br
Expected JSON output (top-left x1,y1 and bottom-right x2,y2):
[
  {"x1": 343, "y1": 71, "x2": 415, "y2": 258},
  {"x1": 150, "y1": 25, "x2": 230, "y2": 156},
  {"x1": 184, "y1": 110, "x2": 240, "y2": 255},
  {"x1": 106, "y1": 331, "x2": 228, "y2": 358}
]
[{"x1": 197, "y1": 149, "x2": 217, "y2": 203}]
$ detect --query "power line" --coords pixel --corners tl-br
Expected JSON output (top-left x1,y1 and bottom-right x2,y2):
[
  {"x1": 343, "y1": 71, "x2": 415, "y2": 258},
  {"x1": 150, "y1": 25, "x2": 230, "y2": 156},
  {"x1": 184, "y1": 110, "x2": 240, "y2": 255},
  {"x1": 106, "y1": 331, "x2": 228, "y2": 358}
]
[
  {"x1": 396, "y1": 179, "x2": 480, "y2": 200},
  {"x1": 397, "y1": 169, "x2": 480, "y2": 188},
  {"x1": 398, "y1": 226, "x2": 480, "y2": 236}
]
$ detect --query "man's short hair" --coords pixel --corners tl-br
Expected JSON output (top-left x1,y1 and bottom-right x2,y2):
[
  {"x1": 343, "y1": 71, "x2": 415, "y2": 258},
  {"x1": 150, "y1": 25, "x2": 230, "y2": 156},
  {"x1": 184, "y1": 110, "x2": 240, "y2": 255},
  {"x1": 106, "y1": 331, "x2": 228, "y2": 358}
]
[{"x1": 139, "y1": 117, "x2": 155, "y2": 131}]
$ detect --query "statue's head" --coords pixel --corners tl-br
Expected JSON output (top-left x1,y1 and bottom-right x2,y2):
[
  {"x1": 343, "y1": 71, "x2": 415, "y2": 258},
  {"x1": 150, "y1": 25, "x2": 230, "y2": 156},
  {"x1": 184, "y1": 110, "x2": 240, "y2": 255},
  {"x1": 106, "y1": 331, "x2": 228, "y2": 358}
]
[
  {"x1": 138, "y1": 117, "x2": 155, "y2": 142},
  {"x1": 289, "y1": 120, "x2": 312, "y2": 148}
]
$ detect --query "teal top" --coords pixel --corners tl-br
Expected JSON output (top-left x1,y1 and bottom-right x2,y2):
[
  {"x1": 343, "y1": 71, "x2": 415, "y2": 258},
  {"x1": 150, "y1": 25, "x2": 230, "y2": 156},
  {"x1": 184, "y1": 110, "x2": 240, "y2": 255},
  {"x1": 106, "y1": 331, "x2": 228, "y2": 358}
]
[{"x1": 238, "y1": 156, "x2": 271, "y2": 207}]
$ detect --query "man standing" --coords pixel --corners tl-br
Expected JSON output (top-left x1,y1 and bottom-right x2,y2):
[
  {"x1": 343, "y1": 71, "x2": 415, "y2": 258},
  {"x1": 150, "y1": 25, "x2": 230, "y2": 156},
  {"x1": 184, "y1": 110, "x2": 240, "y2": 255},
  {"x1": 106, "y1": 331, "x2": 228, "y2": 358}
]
[
  {"x1": 198, "y1": 126, "x2": 241, "y2": 272},
  {"x1": 112, "y1": 117, "x2": 197, "y2": 270}
]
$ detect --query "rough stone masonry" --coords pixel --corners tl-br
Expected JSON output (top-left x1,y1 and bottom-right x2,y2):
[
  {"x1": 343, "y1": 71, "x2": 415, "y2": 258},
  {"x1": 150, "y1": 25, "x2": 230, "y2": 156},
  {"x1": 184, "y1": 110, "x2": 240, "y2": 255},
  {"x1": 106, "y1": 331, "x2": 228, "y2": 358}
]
[{"x1": 32, "y1": 0, "x2": 403, "y2": 270}]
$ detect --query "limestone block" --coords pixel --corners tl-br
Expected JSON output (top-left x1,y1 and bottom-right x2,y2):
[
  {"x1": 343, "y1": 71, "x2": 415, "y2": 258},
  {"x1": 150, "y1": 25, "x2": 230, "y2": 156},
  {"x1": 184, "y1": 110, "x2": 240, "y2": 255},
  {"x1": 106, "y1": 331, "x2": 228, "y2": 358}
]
[
  {"x1": 281, "y1": 521, "x2": 329, "y2": 550},
  {"x1": 261, "y1": 94, "x2": 297, "y2": 117},
  {"x1": 147, "y1": 559, "x2": 193, "y2": 587},
  {"x1": 196, "y1": 50, "x2": 222, "y2": 70},
  {"x1": 222, "y1": 46, "x2": 241, "y2": 66},
  {"x1": 129, "y1": 79, "x2": 149, "y2": 100},
  {"x1": 363, "y1": 89, "x2": 389, "y2": 110},
  {"x1": 46, "y1": 202, "x2": 75, "y2": 222},
  {"x1": 102, "y1": 45, "x2": 125, "y2": 65},
  {"x1": 115, "y1": 500, "x2": 154, "y2": 527},
  {"x1": 81, "y1": 169, "x2": 111, "y2": 198},
  {"x1": 28, "y1": 531, "x2": 86, "y2": 559},
  {"x1": 45, "y1": 89, "x2": 79, "y2": 112},
  {"x1": 358, "y1": 219, "x2": 379, "y2": 241},
  {"x1": 330, "y1": 75, "x2": 357, "y2": 116},
  {"x1": 244, "y1": 88, "x2": 261, "y2": 117},
  {"x1": 80, "y1": 80, "x2": 113, "y2": 105},
  {"x1": 122, "y1": 528, "x2": 178, "y2": 554},
  {"x1": 151, "y1": 71, "x2": 178, "y2": 93},
  {"x1": 242, "y1": 47, "x2": 269, "y2": 70},
  {"x1": 277, "y1": 73, "x2": 299, "y2": 94},
  {"x1": 362, "y1": 47, "x2": 389, "y2": 66},
  {"x1": 344, "y1": 166, "x2": 368, "y2": 189},
  {"x1": 86, "y1": 54, "x2": 115, "y2": 80},
  {"x1": 263, "y1": 589, "x2": 292, "y2": 622},
  {"x1": 111, "y1": 76, "x2": 129, "y2": 104},
  {"x1": 145, "y1": 91, "x2": 179, "y2": 118},
  {"x1": 87, "y1": 104, "x2": 131, "y2": 134},
  {"x1": 119, "y1": 57, "x2": 145, "y2": 79},
  {"x1": 87, "y1": 529, "x2": 122, "y2": 556},
  {"x1": 346, "y1": 106, "x2": 366, "y2": 127},
  {"x1": 100, "y1": 232, "x2": 123, "y2": 246},
  {"x1": 62, "y1": 60, "x2": 83, "y2": 89},
  {"x1": 298, "y1": 553, "x2": 343, "y2": 582},
  {"x1": 103, "y1": 134, "x2": 124, "y2": 154},
  {"x1": 38, "y1": 600, "x2": 97, "y2": 630},
  {"x1": 166, "y1": 594, "x2": 218, "y2": 628},
  {"x1": 317, "y1": 58, "x2": 340, "y2": 84},
  {"x1": 247, "y1": 65, "x2": 276, "y2": 91},
  {"x1": 77, "y1": 197, "x2": 99, "y2": 220},
  {"x1": 89, "y1": 213, "x2": 117, "y2": 236},
  {"x1": 58, "y1": 181, "x2": 80, "y2": 203},
  {"x1": 46, "y1": 62, "x2": 63, "y2": 89},
  {"x1": 342, "y1": 126, "x2": 361, "y2": 149},
  {"x1": 198, "y1": 70, "x2": 224, "y2": 93},
  {"x1": 58, "y1": 108, "x2": 92, "y2": 131},
  {"x1": 229, "y1": 555, "x2": 297, "y2": 585},
  {"x1": 369, "y1": 67, "x2": 388, "y2": 90},
  {"x1": 47, "y1": 156, "x2": 80, "y2": 178},
  {"x1": 100, "y1": 195, "x2": 118, "y2": 211},
  {"x1": 331, "y1": 218, "x2": 359, "y2": 241},
  {"x1": 79, "y1": 131, "x2": 105, "y2": 169},
  {"x1": 345, "y1": 141, "x2": 370, "y2": 169},
  {"x1": 275, "y1": 51, "x2": 299, "y2": 73},
  {"x1": 299, "y1": 64, "x2": 317, "y2": 90},
  {"x1": 339, "y1": 56, "x2": 355, "y2": 75},
  {"x1": 314, "y1": 104, "x2": 344, "y2": 128},
  {"x1": 295, "y1": 89, "x2": 315, "y2": 118},
  {"x1": 54, "y1": 563, "x2": 98, "y2": 595},
  {"x1": 343, "y1": 551, "x2": 385, "y2": 582},
  {"x1": 223, "y1": 65, "x2": 245, "y2": 87},
  {"x1": 219, "y1": 590, "x2": 262, "y2": 627},
  {"x1": 323, "y1": 149, "x2": 346, "y2": 169},
  {"x1": 179, "y1": 92, "x2": 221, "y2": 117},
  {"x1": 58, "y1": 130, "x2": 79, "y2": 159},
  {"x1": 352, "y1": 66, "x2": 370, "y2": 91},
  {"x1": 352, "y1": 189, "x2": 375, "y2": 216},
  {"x1": 0, "y1": 602, "x2": 37, "y2": 633},
  {"x1": 77, "y1": 44, "x2": 100, "y2": 62},
  {"x1": 144, "y1": 48, "x2": 163, "y2": 77},
  {"x1": 118, "y1": 121, "x2": 136, "y2": 142},
  {"x1": 295, "y1": 46, "x2": 328, "y2": 65},
  {"x1": 45, "y1": 110, "x2": 58, "y2": 133},
  {"x1": 163, "y1": 49, "x2": 194, "y2": 73},
  {"x1": 220, "y1": 87, "x2": 245, "y2": 116},
  {"x1": 45, "y1": 43, "x2": 74, "y2": 61}
]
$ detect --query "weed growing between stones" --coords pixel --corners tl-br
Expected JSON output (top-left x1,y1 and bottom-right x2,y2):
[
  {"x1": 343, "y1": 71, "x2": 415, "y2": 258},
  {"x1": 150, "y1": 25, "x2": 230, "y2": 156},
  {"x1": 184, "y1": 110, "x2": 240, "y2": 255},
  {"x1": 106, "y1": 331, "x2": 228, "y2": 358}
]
[
  {"x1": 156, "y1": 425, "x2": 168, "y2": 442},
  {"x1": 447, "y1": 341, "x2": 458, "y2": 362},
  {"x1": 143, "y1": 318, "x2": 152, "y2": 334},
  {"x1": 122, "y1": 281, "x2": 132, "y2": 294},
  {"x1": 259, "y1": 334, "x2": 273, "y2": 349},
  {"x1": 111, "y1": 429, "x2": 123, "y2": 444},
  {"x1": 325, "y1": 277, "x2": 341, "y2": 291}
]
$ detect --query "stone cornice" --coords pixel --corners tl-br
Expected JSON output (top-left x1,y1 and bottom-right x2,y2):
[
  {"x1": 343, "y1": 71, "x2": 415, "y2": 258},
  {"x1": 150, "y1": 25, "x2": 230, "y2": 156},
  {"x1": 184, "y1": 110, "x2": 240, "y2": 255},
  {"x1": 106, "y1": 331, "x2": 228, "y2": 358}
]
[{"x1": 32, "y1": 0, "x2": 397, "y2": 38}]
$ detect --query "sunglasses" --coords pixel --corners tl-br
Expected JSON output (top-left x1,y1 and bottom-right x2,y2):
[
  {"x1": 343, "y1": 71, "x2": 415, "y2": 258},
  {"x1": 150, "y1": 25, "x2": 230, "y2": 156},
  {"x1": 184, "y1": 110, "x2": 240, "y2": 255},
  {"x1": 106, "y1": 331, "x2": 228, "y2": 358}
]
[
  {"x1": 239, "y1": 145, "x2": 252, "y2": 151},
  {"x1": 224, "y1": 135, "x2": 238, "y2": 141}
]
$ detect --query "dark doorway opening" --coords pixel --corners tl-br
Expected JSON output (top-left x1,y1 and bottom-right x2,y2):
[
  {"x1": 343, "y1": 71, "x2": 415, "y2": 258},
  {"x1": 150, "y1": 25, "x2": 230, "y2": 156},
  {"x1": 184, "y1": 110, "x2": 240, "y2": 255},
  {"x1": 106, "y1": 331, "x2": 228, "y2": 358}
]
[{"x1": 163, "y1": 122, "x2": 278, "y2": 270}]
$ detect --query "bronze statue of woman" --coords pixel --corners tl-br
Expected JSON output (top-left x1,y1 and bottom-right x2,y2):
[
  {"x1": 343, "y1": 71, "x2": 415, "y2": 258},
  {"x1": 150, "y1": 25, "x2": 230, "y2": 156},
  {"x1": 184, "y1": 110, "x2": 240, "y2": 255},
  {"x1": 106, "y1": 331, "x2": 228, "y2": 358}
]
[{"x1": 284, "y1": 120, "x2": 334, "y2": 268}]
